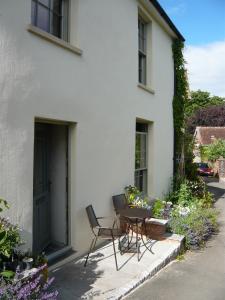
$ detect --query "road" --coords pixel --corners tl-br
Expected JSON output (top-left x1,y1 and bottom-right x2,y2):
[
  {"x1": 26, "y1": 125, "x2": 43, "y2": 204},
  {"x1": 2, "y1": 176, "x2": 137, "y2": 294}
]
[{"x1": 125, "y1": 178, "x2": 225, "y2": 300}]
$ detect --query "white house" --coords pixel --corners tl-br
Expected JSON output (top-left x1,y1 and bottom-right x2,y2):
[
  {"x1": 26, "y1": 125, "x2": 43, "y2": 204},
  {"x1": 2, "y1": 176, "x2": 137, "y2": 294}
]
[{"x1": 0, "y1": 0, "x2": 184, "y2": 259}]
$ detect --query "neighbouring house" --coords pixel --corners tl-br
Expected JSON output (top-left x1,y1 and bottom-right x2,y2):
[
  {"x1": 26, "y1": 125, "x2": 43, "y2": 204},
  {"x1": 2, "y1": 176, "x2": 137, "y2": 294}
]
[
  {"x1": 193, "y1": 127, "x2": 225, "y2": 163},
  {"x1": 0, "y1": 0, "x2": 184, "y2": 260}
]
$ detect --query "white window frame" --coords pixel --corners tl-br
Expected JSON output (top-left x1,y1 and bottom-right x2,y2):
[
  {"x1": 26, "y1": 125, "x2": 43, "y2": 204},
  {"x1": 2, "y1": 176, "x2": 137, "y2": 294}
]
[
  {"x1": 135, "y1": 124, "x2": 148, "y2": 193},
  {"x1": 137, "y1": 5, "x2": 154, "y2": 92},
  {"x1": 31, "y1": 0, "x2": 69, "y2": 41},
  {"x1": 138, "y1": 17, "x2": 147, "y2": 85}
]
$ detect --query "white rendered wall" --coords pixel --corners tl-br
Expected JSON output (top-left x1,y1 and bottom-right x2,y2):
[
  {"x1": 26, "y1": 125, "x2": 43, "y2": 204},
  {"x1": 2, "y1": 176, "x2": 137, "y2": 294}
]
[{"x1": 0, "y1": 0, "x2": 174, "y2": 255}]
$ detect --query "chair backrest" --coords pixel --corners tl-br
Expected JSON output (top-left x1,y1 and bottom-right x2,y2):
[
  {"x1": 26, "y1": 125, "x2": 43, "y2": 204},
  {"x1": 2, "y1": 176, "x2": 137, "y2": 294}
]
[
  {"x1": 112, "y1": 194, "x2": 128, "y2": 214},
  {"x1": 86, "y1": 205, "x2": 100, "y2": 229}
]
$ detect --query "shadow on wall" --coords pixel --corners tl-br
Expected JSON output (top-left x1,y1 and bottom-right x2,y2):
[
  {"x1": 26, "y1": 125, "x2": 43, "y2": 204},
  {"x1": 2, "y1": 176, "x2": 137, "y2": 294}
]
[{"x1": 51, "y1": 252, "x2": 104, "y2": 300}]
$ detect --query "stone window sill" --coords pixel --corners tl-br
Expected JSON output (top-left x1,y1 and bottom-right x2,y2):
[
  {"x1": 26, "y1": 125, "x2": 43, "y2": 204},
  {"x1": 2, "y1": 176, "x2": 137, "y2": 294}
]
[
  {"x1": 138, "y1": 83, "x2": 155, "y2": 95},
  {"x1": 27, "y1": 24, "x2": 82, "y2": 56}
]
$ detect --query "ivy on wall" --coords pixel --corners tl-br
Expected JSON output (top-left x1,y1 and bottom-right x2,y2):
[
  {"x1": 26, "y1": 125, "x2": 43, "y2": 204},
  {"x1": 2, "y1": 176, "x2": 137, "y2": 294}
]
[{"x1": 172, "y1": 39, "x2": 189, "y2": 177}]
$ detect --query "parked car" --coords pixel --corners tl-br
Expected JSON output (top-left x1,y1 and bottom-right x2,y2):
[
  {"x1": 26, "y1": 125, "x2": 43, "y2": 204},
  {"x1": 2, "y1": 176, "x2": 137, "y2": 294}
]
[{"x1": 196, "y1": 163, "x2": 214, "y2": 176}]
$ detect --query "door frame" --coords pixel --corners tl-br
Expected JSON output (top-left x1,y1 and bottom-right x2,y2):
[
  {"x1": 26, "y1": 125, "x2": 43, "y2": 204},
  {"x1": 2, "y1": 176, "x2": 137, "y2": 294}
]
[{"x1": 33, "y1": 118, "x2": 72, "y2": 255}]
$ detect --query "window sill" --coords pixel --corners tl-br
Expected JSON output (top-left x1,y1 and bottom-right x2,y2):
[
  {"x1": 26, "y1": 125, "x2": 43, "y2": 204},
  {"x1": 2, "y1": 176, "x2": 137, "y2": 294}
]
[
  {"x1": 138, "y1": 83, "x2": 155, "y2": 95},
  {"x1": 27, "y1": 24, "x2": 83, "y2": 56}
]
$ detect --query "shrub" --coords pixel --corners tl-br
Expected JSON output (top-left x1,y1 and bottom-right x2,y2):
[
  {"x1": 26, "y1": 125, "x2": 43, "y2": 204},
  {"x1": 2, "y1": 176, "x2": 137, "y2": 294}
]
[
  {"x1": 0, "y1": 199, "x2": 58, "y2": 299},
  {"x1": 152, "y1": 200, "x2": 172, "y2": 219},
  {"x1": 0, "y1": 264, "x2": 58, "y2": 300},
  {"x1": 152, "y1": 178, "x2": 216, "y2": 250},
  {"x1": 0, "y1": 218, "x2": 22, "y2": 259},
  {"x1": 166, "y1": 178, "x2": 213, "y2": 207},
  {"x1": 0, "y1": 199, "x2": 22, "y2": 259},
  {"x1": 169, "y1": 208, "x2": 218, "y2": 249}
]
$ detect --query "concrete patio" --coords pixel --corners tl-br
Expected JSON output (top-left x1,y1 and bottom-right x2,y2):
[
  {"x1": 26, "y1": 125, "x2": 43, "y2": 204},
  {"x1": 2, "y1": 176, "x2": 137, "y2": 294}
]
[{"x1": 51, "y1": 233, "x2": 184, "y2": 300}]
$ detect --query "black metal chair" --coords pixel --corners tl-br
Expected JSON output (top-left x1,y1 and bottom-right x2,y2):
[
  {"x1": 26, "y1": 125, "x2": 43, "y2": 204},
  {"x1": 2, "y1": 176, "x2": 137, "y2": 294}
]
[
  {"x1": 112, "y1": 194, "x2": 128, "y2": 215},
  {"x1": 112, "y1": 193, "x2": 137, "y2": 244},
  {"x1": 84, "y1": 205, "x2": 123, "y2": 271}
]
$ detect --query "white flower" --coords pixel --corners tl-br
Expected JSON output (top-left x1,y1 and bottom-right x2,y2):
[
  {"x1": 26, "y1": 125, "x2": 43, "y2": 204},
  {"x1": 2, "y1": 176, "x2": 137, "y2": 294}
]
[{"x1": 178, "y1": 207, "x2": 190, "y2": 217}]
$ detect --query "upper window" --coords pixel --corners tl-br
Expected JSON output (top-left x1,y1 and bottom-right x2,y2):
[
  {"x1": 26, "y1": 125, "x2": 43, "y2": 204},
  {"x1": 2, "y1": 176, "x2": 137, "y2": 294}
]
[
  {"x1": 138, "y1": 18, "x2": 147, "y2": 85},
  {"x1": 31, "y1": 0, "x2": 68, "y2": 41}
]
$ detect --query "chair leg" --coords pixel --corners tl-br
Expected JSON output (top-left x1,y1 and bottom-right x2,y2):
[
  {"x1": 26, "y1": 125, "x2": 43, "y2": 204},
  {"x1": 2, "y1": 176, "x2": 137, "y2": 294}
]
[
  {"x1": 84, "y1": 236, "x2": 97, "y2": 267},
  {"x1": 112, "y1": 238, "x2": 119, "y2": 271},
  {"x1": 136, "y1": 221, "x2": 138, "y2": 248},
  {"x1": 127, "y1": 224, "x2": 133, "y2": 249}
]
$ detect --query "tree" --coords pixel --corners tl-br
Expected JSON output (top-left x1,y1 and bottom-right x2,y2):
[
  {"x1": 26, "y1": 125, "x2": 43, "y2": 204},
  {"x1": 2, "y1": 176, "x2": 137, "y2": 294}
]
[
  {"x1": 187, "y1": 103, "x2": 225, "y2": 133},
  {"x1": 202, "y1": 139, "x2": 225, "y2": 161},
  {"x1": 185, "y1": 90, "x2": 224, "y2": 118}
]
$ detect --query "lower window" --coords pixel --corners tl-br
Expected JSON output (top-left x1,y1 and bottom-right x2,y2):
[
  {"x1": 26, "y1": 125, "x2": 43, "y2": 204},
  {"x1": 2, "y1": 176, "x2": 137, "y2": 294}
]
[{"x1": 135, "y1": 123, "x2": 148, "y2": 193}]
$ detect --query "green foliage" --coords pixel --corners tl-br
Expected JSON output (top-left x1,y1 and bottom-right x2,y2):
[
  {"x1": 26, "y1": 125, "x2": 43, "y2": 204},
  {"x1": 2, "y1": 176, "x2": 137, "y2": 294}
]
[
  {"x1": 152, "y1": 200, "x2": 165, "y2": 218},
  {"x1": 169, "y1": 179, "x2": 213, "y2": 207},
  {"x1": 203, "y1": 139, "x2": 225, "y2": 161},
  {"x1": 124, "y1": 185, "x2": 150, "y2": 208},
  {"x1": 176, "y1": 253, "x2": 185, "y2": 261},
  {"x1": 0, "y1": 220, "x2": 21, "y2": 258},
  {"x1": 0, "y1": 270, "x2": 15, "y2": 280},
  {"x1": 153, "y1": 178, "x2": 217, "y2": 249},
  {"x1": 184, "y1": 133, "x2": 198, "y2": 181},
  {"x1": 0, "y1": 199, "x2": 22, "y2": 259},
  {"x1": 169, "y1": 207, "x2": 218, "y2": 249},
  {"x1": 172, "y1": 40, "x2": 189, "y2": 177},
  {"x1": 185, "y1": 90, "x2": 224, "y2": 118},
  {"x1": 199, "y1": 145, "x2": 209, "y2": 162},
  {"x1": 0, "y1": 199, "x2": 9, "y2": 213},
  {"x1": 176, "y1": 182, "x2": 194, "y2": 206}
]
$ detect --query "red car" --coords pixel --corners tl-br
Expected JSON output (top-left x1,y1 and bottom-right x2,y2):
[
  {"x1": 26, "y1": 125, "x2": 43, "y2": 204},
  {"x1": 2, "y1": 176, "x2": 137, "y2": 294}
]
[{"x1": 196, "y1": 163, "x2": 214, "y2": 176}]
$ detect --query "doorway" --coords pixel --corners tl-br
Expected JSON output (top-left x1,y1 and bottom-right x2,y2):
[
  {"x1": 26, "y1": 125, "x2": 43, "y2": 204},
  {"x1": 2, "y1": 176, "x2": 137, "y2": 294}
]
[{"x1": 33, "y1": 122, "x2": 69, "y2": 255}]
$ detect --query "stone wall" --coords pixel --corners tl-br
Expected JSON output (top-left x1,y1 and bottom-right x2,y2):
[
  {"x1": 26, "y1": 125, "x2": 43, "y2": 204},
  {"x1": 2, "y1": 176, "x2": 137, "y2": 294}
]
[{"x1": 218, "y1": 158, "x2": 225, "y2": 183}]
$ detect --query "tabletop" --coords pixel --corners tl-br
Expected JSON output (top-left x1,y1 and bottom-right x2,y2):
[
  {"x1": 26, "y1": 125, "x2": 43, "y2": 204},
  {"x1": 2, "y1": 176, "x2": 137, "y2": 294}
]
[{"x1": 118, "y1": 207, "x2": 151, "y2": 220}]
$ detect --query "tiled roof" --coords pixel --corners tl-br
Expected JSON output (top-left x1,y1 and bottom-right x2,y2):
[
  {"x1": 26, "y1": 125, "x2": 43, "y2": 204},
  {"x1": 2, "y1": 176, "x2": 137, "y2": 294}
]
[{"x1": 195, "y1": 127, "x2": 225, "y2": 145}]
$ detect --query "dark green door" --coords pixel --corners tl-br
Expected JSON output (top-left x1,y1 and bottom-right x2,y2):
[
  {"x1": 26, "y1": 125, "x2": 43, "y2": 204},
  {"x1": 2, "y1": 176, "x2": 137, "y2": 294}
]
[{"x1": 33, "y1": 123, "x2": 51, "y2": 254}]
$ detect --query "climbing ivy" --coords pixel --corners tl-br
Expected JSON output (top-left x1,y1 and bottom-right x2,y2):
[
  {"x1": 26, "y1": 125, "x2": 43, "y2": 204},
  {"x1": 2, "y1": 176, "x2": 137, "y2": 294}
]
[{"x1": 172, "y1": 39, "x2": 189, "y2": 178}]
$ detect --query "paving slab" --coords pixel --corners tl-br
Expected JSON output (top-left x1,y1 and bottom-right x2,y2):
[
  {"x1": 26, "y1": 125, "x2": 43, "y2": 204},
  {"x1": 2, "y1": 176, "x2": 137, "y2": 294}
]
[{"x1": 51, "y1": 234, "x2": 184, "y2": 300}]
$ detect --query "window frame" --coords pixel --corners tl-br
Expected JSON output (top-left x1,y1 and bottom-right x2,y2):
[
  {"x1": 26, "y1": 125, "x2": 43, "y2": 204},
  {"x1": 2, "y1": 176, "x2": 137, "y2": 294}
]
[
  {"x1": 138, "y1": 17, "x2": 147, "y2": 85},
  {"x1": 31, "y1": 0, "x2": 69, "y2": 41},
  {"x1": 135, "y1": 123, "x2": 148, "y2": 193}
]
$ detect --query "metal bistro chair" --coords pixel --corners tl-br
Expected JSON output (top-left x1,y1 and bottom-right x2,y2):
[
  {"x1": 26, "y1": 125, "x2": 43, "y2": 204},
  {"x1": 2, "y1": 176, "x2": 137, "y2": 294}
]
[
  {"x1": 112, "y1": 193, "x2": 135, "y2": 233},
  {"x1": 84, "y1": 205, "x2": 123, "y2": 271},
  {"x1": 112, "y1": 194, "x2": 128, "y2": 215}
]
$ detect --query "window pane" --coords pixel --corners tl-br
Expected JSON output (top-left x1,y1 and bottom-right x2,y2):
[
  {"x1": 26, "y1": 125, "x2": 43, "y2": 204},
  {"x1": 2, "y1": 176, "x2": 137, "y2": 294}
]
[
  {"x1": 136, "y1": 123, "x2": 148, "y2": 132},
  {"x1": 37, "y1": 4, "x2": 50, "y2": 32},
  {"x1": 139, "y1": 54, "x2": 146, "y2": 85},
  {"x1": 135, "y1": 134, "x2": 141, "y2": 169},
  {"x1": 138, "y1": 19, "x2": 146, "y2": 53},
  {"x1": 52, "y1": 0, "x2": 62, "y2": 14},
  {"x1": 135, "y1": 123, "x2": 148, "y2": 193},
  {"x1": 32, "y1": 0, "x2": 67, "y2": 40},
  {"x1": 135, "y1": 170, "x2": 147, "y2": 193},
  {"x1": 142, "y1": 56, "x2": 146, "y2": 84},
  {"x1": 31, "y1": 1, "x2": 36, "y2": 24},
  {"x1": 140, "y1": 134, "x2": 147, "y2": 168},
  {"x1": 135, "y1": 133, "x2": 147, "y2": 169},
  {"x1": 39, "y1": 0, "x2": 50, "y2": 7},
  {"x1": 51, "y1": 13, "x2": 61, "y2": 37}
]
